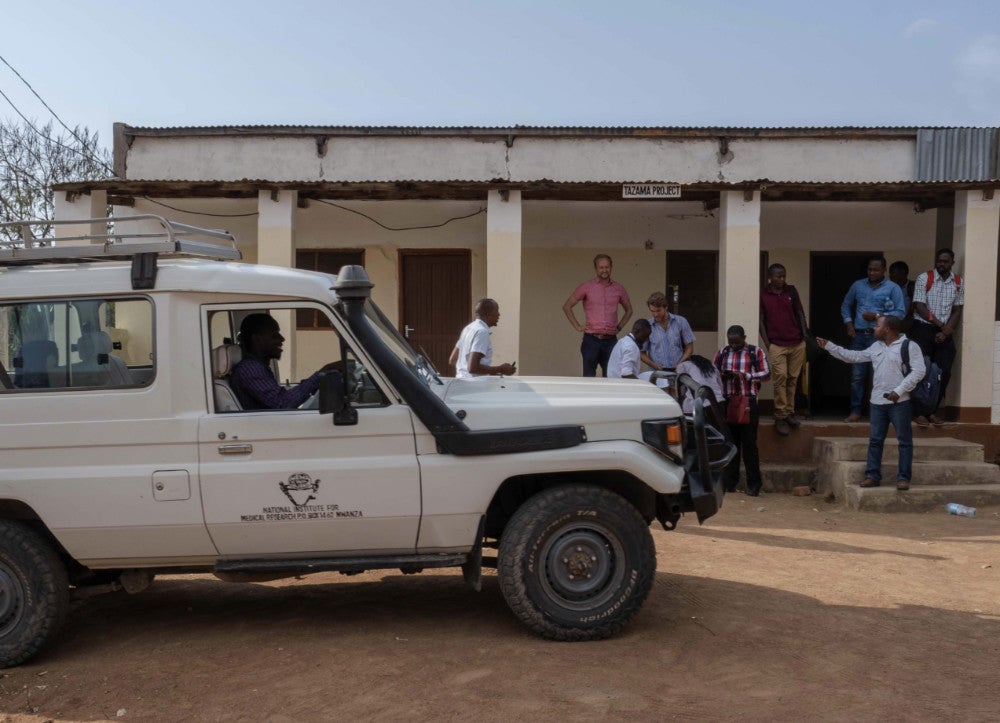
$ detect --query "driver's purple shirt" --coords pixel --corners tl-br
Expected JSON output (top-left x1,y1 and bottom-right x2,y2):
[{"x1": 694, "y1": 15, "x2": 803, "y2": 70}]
[{"x1": 229, "y1": 355, "x2": 322, "y2": 410}]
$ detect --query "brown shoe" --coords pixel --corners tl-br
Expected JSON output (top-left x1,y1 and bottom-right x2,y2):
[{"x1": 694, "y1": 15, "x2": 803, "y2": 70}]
[
  {"x1": 914, "y1": 415, "x2": 930, "y2": 427},
  {"x1": 928, "y1": 414, "x2": 945, "y2": 427},
  {"x1": 896, "y1": 481, "x2": 910, "y2": 491},
  {"x1": 844, "y1": 413, "x2": 863, "y2": 423},
  {"x1": 859, "y1": 478, "x2": 881, "y2": 488}
]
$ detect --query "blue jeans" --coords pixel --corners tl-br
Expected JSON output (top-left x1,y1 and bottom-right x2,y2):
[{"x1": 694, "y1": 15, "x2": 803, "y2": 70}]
[
  {"x1": 580, "y1": 333, "x2": 616, "y2": 377},
  {"x1": 866, "y1": 400, "x2": 913, "y2": 482},
  {"x1": 849, "y1": 331, "x2": 876, "y2": 415}
]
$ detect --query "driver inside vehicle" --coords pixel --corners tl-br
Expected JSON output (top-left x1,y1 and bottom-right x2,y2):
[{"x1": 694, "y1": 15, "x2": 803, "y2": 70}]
[{"x1": 229, "y1": 313, "x2": 341, "y2": 410}]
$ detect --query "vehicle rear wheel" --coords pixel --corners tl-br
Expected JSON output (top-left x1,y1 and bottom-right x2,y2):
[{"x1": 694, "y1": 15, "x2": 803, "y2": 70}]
[
  {"x1": 498, "y1": 485, "x2": 655, "y2": 641},
  {"x1": 0, "y1": 521, "x2": 69, "y2": 668}
]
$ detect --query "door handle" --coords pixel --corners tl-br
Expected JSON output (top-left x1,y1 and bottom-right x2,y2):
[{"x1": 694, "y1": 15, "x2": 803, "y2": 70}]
[
  {"x1": 218, "y1": 443, "x2": 253, "y2": 455},
  {"x1": 404, "y1": 324, "x2": 415, "y2": 338}
]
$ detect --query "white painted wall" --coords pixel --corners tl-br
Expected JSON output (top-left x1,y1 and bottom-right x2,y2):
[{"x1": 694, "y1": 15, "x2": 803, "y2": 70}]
[{"x1": 124, "y1": 135, "x2": 916, "y2": 184}]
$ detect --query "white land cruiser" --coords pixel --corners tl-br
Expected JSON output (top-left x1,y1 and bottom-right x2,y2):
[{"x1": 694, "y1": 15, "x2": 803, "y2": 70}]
[{"x1": 0, "y1": 216, "x2": 734, "y2": 667}]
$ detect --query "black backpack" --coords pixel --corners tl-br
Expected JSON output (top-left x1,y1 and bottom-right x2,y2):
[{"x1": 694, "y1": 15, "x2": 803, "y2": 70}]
[{"x1": 900, "y1": 341, "x2": 941, "y2": 415}]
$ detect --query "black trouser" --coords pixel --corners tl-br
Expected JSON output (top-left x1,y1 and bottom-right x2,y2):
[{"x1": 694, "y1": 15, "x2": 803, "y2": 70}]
[
  {"x1": 723, "y1": 396, "x2": 762, "y2": 494},
  {"x1": 909, "y1": 321, "x2": 956, "y2": 413},
  {"x1": 580, "y1": 333, "x2": 616, "y2": 377}
]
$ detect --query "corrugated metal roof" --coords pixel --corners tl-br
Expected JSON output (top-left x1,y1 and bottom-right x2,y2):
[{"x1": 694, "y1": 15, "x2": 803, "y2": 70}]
[
  {"x1": 916, "y1": 128, "x2": 1000, "y2": 182},
  {"x1": 119, "y1": 124, "x2": 943, "y2": 139},
  {"x1": 54, "y1": 178, "x2": 990, "y2": 188}
]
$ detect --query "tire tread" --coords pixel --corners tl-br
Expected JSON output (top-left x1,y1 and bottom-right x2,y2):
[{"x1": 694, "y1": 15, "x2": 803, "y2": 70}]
[{"x1": 498, "y1": 484, "x2": 655, "y2": 641}]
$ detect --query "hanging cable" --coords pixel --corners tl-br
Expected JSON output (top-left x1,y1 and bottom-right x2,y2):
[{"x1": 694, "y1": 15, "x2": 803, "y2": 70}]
[
  {"x1": 140, "y1": 197, "x2": 260, "y2": 218},
  {"x1": 0, "y1": 88, "x2": 114, "y2": 175},
  {"x1": 316, "y1": 198, "x2": 485, "y2": 231},
  {"x1": 0, "y1": 53, "x2": 97, "y2": 156}
]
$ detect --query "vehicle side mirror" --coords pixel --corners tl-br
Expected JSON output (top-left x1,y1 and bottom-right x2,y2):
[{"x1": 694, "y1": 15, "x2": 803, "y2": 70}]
[{"x1": 318, "y1": 371, "x2": 358, "y2": 426}]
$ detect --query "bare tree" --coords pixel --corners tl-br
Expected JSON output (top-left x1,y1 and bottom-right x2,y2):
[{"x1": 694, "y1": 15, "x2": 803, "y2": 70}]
[{"x1": 0, "y1": 119, "x2": 112, "y2": 245}]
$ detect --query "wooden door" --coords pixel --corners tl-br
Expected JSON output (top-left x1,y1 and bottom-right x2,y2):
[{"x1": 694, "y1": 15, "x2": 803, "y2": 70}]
[{"x1": 399, "y1": 251, "x2": 471, "y2": 374}]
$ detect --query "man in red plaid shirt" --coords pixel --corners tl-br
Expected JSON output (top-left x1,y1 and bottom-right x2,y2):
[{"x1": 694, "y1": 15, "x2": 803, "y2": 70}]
[{"x1": 714, "y1": 325, "x2": 771, "y2": 496}]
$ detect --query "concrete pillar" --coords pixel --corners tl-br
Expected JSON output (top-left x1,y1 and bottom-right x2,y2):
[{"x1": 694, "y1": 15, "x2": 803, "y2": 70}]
[
  {"x1": 950, "y1": 190, "x2": 999, "y2": 421},
  {"x1": 258, "y1": 190, "x2": 298, "y2": 381},
  {"x1": 486, "y1": 190, "x2": 522, "y2": 365},
  {"x1": 718, "y1": 191, "x2": 761, "y2": 347},
  {"x1": 53, "y1": 190, "x2": 108, "y2": 243}
]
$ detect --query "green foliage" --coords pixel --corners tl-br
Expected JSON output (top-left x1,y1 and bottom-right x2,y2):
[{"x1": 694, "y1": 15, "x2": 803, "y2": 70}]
[{"x1": 0, "y1": 119, "x2": 111, "y2": 245}]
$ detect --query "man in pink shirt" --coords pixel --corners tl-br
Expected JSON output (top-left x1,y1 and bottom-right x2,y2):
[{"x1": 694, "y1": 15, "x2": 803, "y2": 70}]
[{"x1": 563, "y1": 254, "x2": 633, "y2": 377}]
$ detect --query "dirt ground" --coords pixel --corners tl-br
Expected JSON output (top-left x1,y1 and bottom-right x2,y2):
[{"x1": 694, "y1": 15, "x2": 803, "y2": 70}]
[{"x1": 2, "y1": 495, "x2": 999, "y2": 722}]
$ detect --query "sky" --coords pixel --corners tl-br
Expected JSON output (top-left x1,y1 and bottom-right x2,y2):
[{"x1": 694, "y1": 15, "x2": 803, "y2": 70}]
[{"x1": 2, "y1": 0, "x2": 999, "y2": 148}]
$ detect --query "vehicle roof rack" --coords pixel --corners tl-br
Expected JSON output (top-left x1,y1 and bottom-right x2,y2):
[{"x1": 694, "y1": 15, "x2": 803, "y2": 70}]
[{"x1": 0, "y1": 215, "x2": 242, "y2": 289}]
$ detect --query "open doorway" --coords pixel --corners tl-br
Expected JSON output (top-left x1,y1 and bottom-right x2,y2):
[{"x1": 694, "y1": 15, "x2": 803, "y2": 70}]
[{"x1": 808, "y1": 252, "x2": 879, "y2": 416}]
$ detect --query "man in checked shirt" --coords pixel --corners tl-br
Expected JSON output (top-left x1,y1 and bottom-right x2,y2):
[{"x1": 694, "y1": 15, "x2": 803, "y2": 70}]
[
  {"x1": 229, "y1": 313, "x2": 341, "y2": 410},
  {"x1": 715, "y1": 325, "x2": 771, "y2": 497},
  {"x1": 911, "y1": 248, "x2": 964, "y2": 426}
]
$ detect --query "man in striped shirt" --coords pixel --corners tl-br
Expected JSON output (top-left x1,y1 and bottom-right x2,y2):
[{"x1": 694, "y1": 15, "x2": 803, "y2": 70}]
[
  {"x1": 230, "y1": 313, "x2": 339, "y2": 410},
  {"x1": 911, "y1": 248, "x2": 964, "y2": 425}
]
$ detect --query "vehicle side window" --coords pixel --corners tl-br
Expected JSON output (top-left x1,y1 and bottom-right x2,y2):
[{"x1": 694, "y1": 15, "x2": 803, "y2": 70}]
[
  {"x1": 0, "y1": 298, "x2": 154, "y2": 392},
  {"x1": 207, "y1": 305, "x2": 389, "y2": 413}
]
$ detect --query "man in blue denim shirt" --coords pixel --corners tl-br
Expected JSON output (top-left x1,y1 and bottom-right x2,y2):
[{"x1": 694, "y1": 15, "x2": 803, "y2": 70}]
[{"x1": 839, "y1": 256, "x2": 905, "y2": 422}]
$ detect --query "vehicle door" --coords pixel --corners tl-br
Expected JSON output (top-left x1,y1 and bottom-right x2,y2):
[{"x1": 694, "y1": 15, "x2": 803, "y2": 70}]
[
  {"x1": 0, "y1": 295, "x2": 216, "y2": 562},
  {"x1": 197, "y1": 302, "x2": 421, "y2": 557}
]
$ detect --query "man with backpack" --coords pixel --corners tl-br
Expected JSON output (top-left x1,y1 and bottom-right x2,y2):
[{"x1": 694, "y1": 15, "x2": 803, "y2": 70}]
[
  {"x1": 911, "y1": 248, "x2": 964, "y2": 426},
  {"x1": 816, "y1": 315, "x2": 925, "y2": 491}
]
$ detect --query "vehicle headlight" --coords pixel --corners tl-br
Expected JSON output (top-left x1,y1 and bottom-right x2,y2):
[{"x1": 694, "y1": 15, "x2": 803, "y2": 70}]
[{"x1": 641, "y1": 418, "x2": 684, "y2": 463}]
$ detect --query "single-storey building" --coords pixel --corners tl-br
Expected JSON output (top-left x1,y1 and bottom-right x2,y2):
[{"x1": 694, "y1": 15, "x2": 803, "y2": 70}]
[{"x1": 52, "y1": 124, "x2": 1000, "y2": 423}]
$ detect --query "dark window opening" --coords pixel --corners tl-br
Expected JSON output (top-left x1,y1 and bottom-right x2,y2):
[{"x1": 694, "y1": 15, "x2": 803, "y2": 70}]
[{"x1": 665, "y1": 251, "x2": 718, "y2": 331}]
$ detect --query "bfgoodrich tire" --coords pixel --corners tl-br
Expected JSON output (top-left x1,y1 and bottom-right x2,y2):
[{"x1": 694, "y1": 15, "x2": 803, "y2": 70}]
[
  {"x1": 0, "y1": 521, "x2": 70, "y2": 668},
  {"x1": 498, "y1": 485, "x2": 656, "y2": 641}
]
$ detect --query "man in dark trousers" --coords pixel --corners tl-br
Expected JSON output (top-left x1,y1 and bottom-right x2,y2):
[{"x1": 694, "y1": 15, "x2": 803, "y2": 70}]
[
  {"x1": 715, "y1": 325, "x2": 771, "y2": 497},
  {"x1": 911, "y1": 248, "x2": 964, "y2": 426},
  {"x1": 563, "y1": 254, "x2": 633, "y2": 377}
]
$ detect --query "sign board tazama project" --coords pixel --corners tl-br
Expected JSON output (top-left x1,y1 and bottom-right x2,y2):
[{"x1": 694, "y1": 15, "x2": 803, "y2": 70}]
[{"x1": 622, "y1": 184, "x2": 682, "y2": 199}]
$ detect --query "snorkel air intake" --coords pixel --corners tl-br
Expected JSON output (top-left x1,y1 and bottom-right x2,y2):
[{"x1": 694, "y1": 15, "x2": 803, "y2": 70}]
[{"x1": 335, "y1": 265, "x2": 584, "y2": 455}]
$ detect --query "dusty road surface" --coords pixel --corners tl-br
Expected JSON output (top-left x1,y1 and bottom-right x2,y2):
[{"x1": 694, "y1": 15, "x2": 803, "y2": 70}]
[{"x1": 2, "y1": 495, "x2": 999, "y2": 722}]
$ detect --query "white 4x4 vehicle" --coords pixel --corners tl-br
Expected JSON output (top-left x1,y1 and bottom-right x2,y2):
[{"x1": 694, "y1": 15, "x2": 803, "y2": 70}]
[{"x1": 0, "y1": 217, "x2": 734, "y2": 667}]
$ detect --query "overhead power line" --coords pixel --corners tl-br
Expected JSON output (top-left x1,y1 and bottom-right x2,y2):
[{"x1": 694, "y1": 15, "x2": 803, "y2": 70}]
[{"x1": 0, "y1": 53, "x2": 115, "y2": 175}]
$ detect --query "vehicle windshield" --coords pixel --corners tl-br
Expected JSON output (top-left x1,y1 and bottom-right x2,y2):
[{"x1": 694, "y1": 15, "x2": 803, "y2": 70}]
[{"x1": 362, "y1": 301, "x2": 442, "y2": 386}]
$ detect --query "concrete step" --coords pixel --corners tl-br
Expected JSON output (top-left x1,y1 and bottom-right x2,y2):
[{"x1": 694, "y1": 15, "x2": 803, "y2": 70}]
[
  {"x1": 760, "y1": 463, "x2": 815, "y2": 493},
  {"x1": 829, "y1": 460, "x2": 1000, "y2": 488},
  {"x1": 846, "y1": 484, "x2": 1000, "y2": 513},
  {"x1": 813, "y1": 436, "x2": 985, "y2": 464}
]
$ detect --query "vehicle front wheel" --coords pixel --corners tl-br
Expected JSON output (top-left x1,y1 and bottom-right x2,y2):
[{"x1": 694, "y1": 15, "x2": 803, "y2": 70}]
[
  {"x1": 498, "y1": 485, "x2": 656, "y2": 641},
  {"x1": 0, "y1": 521, "x2": 70, "y2": 668}
]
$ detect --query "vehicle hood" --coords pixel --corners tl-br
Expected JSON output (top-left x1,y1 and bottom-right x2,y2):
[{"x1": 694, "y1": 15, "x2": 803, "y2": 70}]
[{"x1": 437, "y1": 376, "x2": 681, "y2": 440}]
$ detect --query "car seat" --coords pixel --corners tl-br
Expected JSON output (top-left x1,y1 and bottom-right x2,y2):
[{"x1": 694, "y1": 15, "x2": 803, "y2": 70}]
[{"x1": 211, "y1": 344, "x2": 243, "y2": 412}]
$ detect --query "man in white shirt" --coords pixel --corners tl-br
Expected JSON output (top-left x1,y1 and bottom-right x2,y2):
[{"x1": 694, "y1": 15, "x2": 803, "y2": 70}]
[
  {"x1": 817, "y1": 315, "x2": 924, "y2": 491},
  {"x1": 607, "y1": 319, "x2": 652, "y2": 379},
  {"x1": 449, "y1": 298, "x2": 516, "y2": 379}
]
